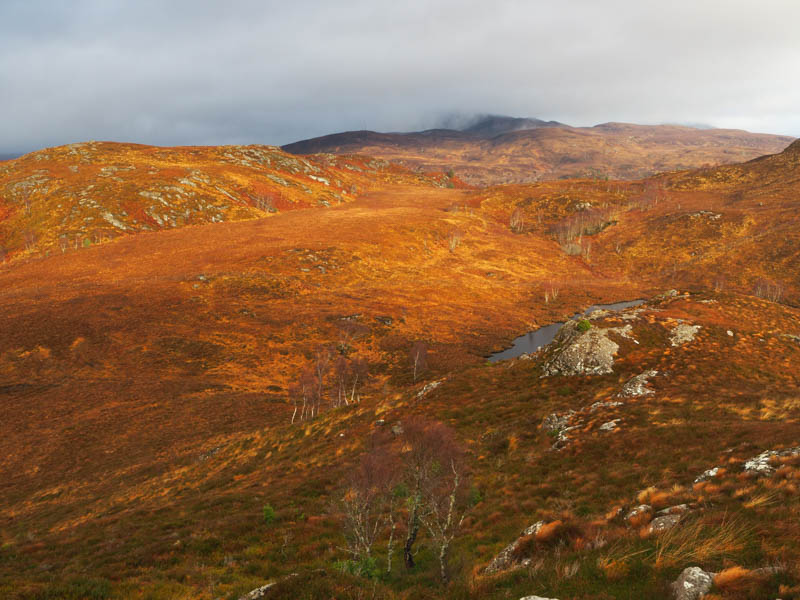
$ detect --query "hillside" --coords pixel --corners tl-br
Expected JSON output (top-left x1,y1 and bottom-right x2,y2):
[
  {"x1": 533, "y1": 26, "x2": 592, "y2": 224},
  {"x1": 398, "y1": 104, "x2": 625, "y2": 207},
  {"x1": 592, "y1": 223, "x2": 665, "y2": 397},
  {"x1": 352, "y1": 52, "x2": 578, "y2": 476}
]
[
  {"x1": 0, "y1": 140, "x2": 799, "y2": 599},
  {"x1": 283, "y1": 117, "x2": 795, "y2": 185},
  {"x1": 0, "y1": 142, "x2": 452, "y2": 262}
]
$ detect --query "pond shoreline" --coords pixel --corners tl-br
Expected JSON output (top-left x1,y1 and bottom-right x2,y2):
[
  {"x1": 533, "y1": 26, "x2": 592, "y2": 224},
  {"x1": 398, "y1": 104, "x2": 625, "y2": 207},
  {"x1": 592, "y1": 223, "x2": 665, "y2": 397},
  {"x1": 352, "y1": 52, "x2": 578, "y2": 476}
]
[{"x1": 487, "y1": 299, "x2": 645, "y2": 362}]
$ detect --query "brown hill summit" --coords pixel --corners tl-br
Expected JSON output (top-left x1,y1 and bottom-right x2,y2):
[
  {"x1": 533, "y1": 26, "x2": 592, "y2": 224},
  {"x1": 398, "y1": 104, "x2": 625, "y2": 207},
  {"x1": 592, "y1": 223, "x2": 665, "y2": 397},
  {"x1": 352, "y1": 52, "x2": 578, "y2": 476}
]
[{"x1": 283, "y1": 116, "x2": 795, "y2": 185}]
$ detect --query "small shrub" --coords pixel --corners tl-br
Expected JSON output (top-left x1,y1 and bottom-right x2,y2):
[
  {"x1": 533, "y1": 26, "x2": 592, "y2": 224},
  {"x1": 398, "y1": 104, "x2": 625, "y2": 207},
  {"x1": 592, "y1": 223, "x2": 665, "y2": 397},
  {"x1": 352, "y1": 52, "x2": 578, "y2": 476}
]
[
  {"x1": 334, "y1": 556, "x2": 379, "y2": 578},
  {"x1": 35, "y1": 577, "x2": 112, "y2": 599},
  {"x1": 468, "y1": 486, "x2": 484, "y2": 506},
  {"x1": 577, "y1": 319, "x2": 592, "y2": 332},
  {"x1": 263, "y1": 503, "x2": 276, "y2": 525}
]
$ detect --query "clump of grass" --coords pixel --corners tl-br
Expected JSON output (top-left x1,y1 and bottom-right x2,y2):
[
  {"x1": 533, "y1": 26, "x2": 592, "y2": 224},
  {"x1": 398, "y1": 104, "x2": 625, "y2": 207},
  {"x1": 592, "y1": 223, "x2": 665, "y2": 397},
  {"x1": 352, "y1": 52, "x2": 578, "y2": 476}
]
[
  {"x1": 652, "y1": 515, "x2": 751, "y2": 568},
  {"x1": 577, "y1": 319, "x2": 592, "y2": 333}
]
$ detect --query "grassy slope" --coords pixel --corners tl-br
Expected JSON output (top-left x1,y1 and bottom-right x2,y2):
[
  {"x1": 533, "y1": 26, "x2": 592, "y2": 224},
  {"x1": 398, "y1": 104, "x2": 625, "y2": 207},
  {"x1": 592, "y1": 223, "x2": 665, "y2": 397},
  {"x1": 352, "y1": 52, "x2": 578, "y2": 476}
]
[{"x1": 0, "y1": 143, "x2": 799, "y2": 599}]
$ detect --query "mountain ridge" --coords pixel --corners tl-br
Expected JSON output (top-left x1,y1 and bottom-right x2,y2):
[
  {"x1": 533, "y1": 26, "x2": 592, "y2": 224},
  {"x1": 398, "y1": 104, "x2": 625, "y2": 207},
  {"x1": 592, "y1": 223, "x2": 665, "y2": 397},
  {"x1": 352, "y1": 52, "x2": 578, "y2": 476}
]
[{"x1": 283, "y1": 116, "x2": 795, "y2": 185}]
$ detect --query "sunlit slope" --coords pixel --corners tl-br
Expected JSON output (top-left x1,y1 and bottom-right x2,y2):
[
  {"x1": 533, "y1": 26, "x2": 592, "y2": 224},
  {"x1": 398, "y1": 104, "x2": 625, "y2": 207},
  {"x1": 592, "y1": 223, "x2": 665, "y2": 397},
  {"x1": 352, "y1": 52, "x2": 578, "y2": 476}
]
[{"x1": 0, "y1": 141, "x2": 449, "y2": 261}]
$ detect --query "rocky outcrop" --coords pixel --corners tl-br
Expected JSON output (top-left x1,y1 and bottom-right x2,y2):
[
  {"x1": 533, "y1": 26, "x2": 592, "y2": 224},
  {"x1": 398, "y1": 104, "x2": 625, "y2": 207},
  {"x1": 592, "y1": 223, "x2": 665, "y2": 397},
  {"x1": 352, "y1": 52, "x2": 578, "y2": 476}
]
[
  {"x1": 238, "y1": 583, "x2": 278, "y2": 600},
  {"x1": 670, "y1": 323, "x2": 701, "y2": 347},
  {"x1": 743, "y1": 447, "x2": 800, "y2": 476},
  {"x1": 694, "y1": 466, "x2": 720, "y2": 483},
  {"x1": 625, "y1": 504, "x2": 653, "y2": 525},
  {"x1": 541, "y1": 411, "x2": 576, "y2": 449},
  {"x1": 416, "y1": 379, "x2": 443, "y2": 398},
  {"x1": 670, "y1": 566, "x2": 715, "y2": 600},
  {"x1": 598, "y1": 419, "x2": 620, "y2": 432},
  {"x1": 619, "y1": 370, "x2": 658, "y2": 397},
  {"x1": 647, "y1": 513, "x2": 682, "y2": 535},
  {"x1": 485, "y1": 522, "x2": 545, "y2": 574},
  {"x1": 542, "y1": 320, "x2": 634, "y2": 377}
]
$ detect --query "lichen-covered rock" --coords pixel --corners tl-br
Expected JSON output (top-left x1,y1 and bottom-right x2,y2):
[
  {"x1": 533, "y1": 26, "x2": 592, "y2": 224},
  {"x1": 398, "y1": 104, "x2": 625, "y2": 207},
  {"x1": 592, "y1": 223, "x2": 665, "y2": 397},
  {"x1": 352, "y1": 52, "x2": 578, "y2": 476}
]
[
  {"x1": 485, "y1": 522, "x2": 545, "y2": 574},
  {"x1": 541, "y1": 411, "x2": 576, "y2": 449},
  {"x1": 670, "y1": 323, "x2": 701, "y2": 346},
  {"x1": 542, "y1": 320, "x2": 634, "y2": 377},
  {"x1": 671, "y1": 566, "x2": 715, "y2": 600},
  {"x1": 657, "y1": 504, "x2": 691, "y2": 517},
  {"x1": 647, "y1": 513, "x2": 682, "y2": 535},
  {"x1": 599, "y1": 419, "x2": 620, "y2": 432},
  {"x1": 590, "y1": 400, "x2": 623, "y2": 411},
  {"x1": 694, "y1": 466, "x2": 720, "y2": 483},
  {"x1": 416, "y1": 379, "x2": 443, "y2": 398},
  {"x1": 619, "y1": 370, "x2": 658, "y2": 397},
  {"x1": 625, "y1": 504, "x2": 653, "y2": 524},
  {"x1": 743, "y1": 447, "x2": 800, "y2": 476},
  {"x1": 238, "y1": 583, "x2": 277, "y2": 600},
  {"x1": 238, "y1": 573, "x2": 303, "y2": 599},
  {"x1": 542, "y1": 411, "x2": 574, "y2": 433}
]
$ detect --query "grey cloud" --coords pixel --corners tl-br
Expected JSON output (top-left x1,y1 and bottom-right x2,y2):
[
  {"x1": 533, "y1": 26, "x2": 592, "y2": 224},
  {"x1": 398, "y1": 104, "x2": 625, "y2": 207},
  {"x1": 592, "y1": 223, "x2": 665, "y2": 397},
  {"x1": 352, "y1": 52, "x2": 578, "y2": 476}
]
[{"x1": 1, "y1": 0, "x2": 799, "y2": 154}]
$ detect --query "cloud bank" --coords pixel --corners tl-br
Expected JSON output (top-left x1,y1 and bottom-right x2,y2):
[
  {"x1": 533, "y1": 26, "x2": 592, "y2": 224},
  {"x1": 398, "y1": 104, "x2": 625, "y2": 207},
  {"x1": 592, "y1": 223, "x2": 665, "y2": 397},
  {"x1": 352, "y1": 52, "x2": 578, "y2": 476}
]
[{"x1": 2, "y1": 0, "x2": 799, "y2": 153}]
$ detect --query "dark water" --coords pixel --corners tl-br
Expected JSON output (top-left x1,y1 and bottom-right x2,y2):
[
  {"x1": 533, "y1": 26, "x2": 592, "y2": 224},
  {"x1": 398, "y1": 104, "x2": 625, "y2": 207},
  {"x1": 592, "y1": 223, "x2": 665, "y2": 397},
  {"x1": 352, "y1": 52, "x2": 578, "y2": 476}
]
[{"x1": 488, "y1": 299, "x2": 645, "y2": 362}]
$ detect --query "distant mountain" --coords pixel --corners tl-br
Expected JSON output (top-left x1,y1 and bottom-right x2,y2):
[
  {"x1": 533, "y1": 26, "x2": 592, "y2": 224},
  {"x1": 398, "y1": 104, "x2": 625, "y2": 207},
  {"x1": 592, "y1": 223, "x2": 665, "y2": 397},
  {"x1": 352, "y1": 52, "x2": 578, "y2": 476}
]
[
  {"x1": 283, "y1": 116, "x2": 795, "y2": 185},
  {"x1": 459, "y1": 115, "x2": 566, "y2": 137}
]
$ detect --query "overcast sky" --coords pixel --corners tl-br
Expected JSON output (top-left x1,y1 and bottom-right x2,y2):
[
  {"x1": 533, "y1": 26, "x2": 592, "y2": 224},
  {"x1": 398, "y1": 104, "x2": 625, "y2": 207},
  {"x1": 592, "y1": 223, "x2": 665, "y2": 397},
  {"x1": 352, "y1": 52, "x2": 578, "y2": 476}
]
[{"x1": 2, "y1": 0, "x2": 799, "y2": 153}]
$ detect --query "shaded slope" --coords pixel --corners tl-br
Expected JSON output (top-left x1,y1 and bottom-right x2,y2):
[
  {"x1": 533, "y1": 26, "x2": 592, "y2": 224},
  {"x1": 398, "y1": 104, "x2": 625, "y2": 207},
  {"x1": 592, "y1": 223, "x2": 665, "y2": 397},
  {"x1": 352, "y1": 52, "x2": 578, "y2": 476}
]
[{"x1": 284, "y1": 117, "x2": 795, "y2": 185}]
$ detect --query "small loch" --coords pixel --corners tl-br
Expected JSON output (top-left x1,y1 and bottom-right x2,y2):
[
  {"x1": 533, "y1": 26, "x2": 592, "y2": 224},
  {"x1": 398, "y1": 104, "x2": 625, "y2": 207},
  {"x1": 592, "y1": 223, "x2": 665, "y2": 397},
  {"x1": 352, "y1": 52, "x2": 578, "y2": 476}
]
[{"x1": 488, "y1": 299, "x2": 645, "y2": 362}]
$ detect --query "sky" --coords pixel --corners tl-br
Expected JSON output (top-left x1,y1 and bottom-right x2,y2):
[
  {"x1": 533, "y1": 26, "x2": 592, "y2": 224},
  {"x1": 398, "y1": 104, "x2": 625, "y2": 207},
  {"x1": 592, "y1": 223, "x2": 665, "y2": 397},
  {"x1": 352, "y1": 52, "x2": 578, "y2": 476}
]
[{"x1": 2, "y1": 0, "x2": 800, "y2": 154}]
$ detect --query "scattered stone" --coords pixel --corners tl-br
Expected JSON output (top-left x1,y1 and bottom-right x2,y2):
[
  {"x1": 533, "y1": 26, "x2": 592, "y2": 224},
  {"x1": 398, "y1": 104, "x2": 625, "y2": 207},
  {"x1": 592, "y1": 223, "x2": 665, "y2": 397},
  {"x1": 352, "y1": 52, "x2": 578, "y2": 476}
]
[
  {"x1": 656, "y1": 504, "x2": 691, "y2": 517},
  {"x1": 374, "y1": 419, "x2": 385, "y2": 426},
  {"x1": 542, "y1": 412, "x2": 574, "y2": 434},
  {"x1": 688, "y1": 210, "x2": 722, "y2": 220},
  {"x1": 670, "y1": 323, "x2": 701, "y2": 347},
  {"x1": 694, "y1": 466, "x2": 720, "y2": 483},
  {"x1": 485, "y1": 522, "x2": 545, "y2": 574},
  {"x1": 743, "y1": 447, "x2": 800, "y2": 476},
  {"x1": 619, "y1": 370, "x2": 658, "y2": 397},
  {"x1": 238, "y1": 573, "x2": 299, "y2": 600},
  {"x1": 727, "y1": 330, "x2": 734, "y2": 337},
  {"x1": 520, "y1": 596, "x2": 559, "y2": 600},
  {"x1": 416, "y1": 380, "x2": 443, "y2": 398},
  {"x1": 589, "y1": 400, "x2": 623, "y2": 411},
  {"x1": 670, "y1": 566, "x2": 715, "y2": 600},
  {"x1": 541, "y1": 411, "x2": 576, "y2": 449},
  {"x1": 647, "y1": 513, "x2": 682, "y2": 535},
  {"x1": 391, "y1": 424, "x2": 404, "y2": 436},
  {"x1": 625, "y1": 504, "x2": 653, "y2": 524},
  {"x1": 374, "y1": 316, "x2": 393, "y2": 326},
  {"x1": 339, "y1": 314, "x2": 363, "y2": 321},
  {"x1": 599, "y1": 419, "x2": 620, "y2": 432}
]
